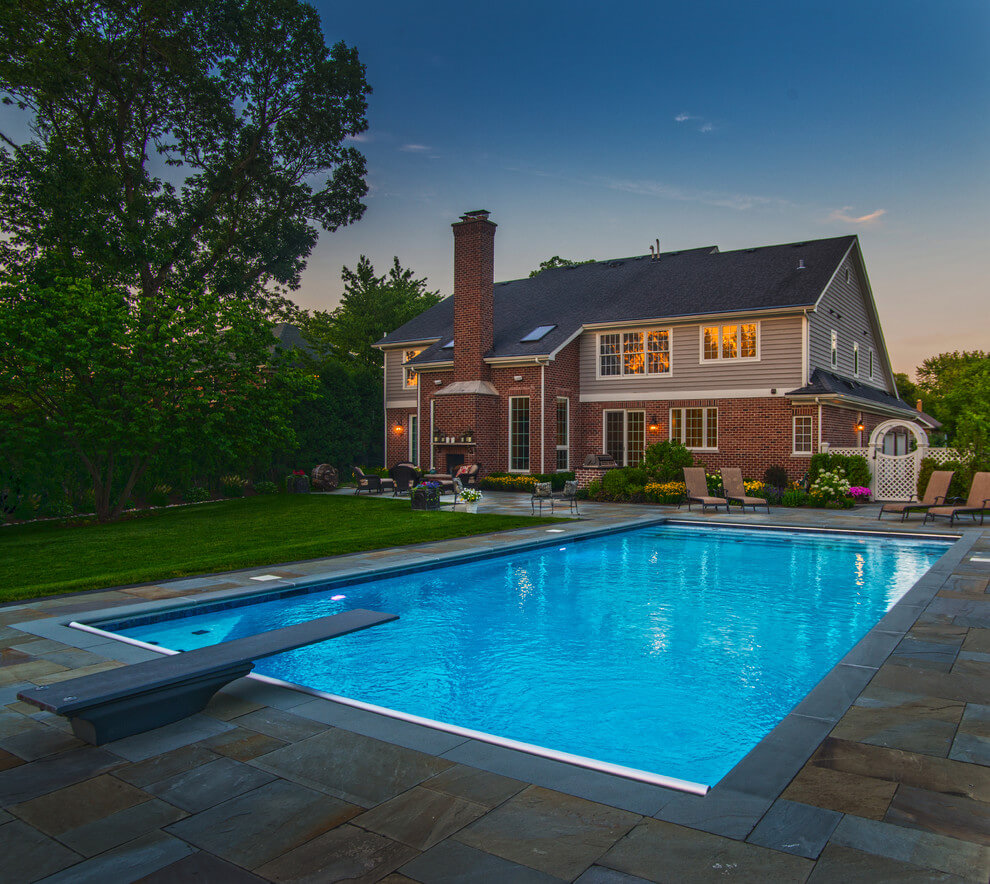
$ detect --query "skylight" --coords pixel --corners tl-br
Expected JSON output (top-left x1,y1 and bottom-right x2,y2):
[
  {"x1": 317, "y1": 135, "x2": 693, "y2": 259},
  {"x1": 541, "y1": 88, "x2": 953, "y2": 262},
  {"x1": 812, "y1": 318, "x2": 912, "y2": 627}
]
[
  {"x1": 441, "y1": 339, "x2": 454, "y2": 349},
  {"x1": 520, "y1": 325, "x2": 556, "y2": 342}
]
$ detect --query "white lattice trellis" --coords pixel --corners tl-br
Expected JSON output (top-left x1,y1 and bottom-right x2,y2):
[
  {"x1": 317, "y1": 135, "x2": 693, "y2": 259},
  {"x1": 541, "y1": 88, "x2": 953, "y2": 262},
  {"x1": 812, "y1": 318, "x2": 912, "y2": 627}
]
[{"x1": 924, "y1": 447, "x2": 963, "y2": 465}]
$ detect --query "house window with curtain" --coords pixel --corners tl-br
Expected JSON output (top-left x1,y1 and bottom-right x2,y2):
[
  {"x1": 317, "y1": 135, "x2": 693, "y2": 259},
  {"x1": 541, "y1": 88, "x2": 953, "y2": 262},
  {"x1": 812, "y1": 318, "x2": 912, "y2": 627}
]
[
  {"x1": 403, "y1": 349, "x2": 422, "y2": 387},
  {"x1": 598, "y1": 329, "x2": 671, "y2": 377},
  {"x1": 556, "y1": 398, "x2": 569, "y2": 471},
  {"x1": 670, "y1": 407, "x2": 717, "y2": 450},
  {"x1": 509, "y1": 397, "x2": 530, "y2": 472},
  {"x1": 700, "y1": 323, "x2": 758, "y2": 360}
]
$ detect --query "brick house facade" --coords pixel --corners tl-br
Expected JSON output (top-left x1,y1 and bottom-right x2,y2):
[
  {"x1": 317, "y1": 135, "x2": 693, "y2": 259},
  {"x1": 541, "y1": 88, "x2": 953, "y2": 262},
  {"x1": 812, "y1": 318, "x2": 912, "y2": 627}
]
[{"x1": 376, "y1": 211, "x2": 928, "y2": 483}]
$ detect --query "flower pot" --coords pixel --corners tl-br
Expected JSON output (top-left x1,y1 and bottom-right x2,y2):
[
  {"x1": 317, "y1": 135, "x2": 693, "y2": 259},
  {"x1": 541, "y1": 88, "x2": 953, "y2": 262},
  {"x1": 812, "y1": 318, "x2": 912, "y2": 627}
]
[
  {"x1": 411, "y1": 488, "x2": 441, "y2": 511},
  {"x1": 464, "y1": 501, "x2": 478, "y2": 514},
  {"x1": 286, "y1": 475, "x2": 310, "y2": 493}
]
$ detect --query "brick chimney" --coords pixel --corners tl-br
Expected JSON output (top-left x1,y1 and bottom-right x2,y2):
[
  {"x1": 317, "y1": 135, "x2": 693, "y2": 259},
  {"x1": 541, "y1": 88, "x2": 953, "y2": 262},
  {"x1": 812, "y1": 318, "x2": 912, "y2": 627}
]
[{"x1": 452, "y1": 210, "x2": 496, "y2": 381}]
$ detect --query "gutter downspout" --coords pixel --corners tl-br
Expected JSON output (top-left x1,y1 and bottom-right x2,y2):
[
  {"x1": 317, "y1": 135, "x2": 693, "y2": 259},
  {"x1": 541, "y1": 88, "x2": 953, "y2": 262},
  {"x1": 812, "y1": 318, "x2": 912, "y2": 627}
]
[
  {"x1": 540, "y1": 361, "x2": 546, "y2": 473},
  {"x1": 416, "y1": 379, "x2": 421, "y2": 466},
  {"x1": 816, "y1": 397, "x2": 822, "y2": 453},
  {"x1": 382, "y1": 357, "x2": 388, "y2": 467}
]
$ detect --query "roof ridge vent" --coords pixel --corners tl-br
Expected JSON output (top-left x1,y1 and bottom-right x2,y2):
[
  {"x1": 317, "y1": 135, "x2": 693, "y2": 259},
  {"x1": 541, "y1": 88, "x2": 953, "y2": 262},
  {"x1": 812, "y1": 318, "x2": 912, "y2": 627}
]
[{"x1": 797, "y1": 258, "x2": 806, "y2": 270}]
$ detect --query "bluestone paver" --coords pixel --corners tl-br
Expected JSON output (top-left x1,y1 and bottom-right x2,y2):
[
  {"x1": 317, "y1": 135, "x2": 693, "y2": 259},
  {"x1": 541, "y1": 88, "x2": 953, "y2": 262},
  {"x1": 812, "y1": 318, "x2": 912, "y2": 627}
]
[{"x1": 399, "y1": 838, "x2": 564, "y2": 884}]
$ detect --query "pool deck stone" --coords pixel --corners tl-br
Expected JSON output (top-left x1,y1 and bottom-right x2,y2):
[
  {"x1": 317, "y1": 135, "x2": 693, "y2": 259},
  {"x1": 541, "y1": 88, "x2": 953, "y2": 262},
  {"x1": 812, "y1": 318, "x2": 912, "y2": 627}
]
[{"x1": 1, "y1": 494, "x2": 988, "y2": 881}]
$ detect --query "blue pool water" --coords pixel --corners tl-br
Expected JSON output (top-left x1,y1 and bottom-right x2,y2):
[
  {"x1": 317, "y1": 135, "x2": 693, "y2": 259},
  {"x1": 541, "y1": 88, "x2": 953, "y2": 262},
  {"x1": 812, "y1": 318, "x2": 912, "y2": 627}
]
[{"x1": 109, "y1": 524, "x2": 949, "y2": 786}]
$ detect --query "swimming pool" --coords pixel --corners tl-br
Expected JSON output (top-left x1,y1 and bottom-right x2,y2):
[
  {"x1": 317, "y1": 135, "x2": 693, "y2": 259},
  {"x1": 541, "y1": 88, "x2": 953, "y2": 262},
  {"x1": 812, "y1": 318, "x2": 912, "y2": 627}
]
[{"x1": 101, "y1": 523, "x2": 950, "y2": 789}]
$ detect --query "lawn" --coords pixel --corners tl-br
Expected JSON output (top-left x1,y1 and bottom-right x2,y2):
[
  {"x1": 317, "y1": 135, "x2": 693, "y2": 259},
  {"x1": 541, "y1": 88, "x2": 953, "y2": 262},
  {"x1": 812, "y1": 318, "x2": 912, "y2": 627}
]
[{"x1": 0, "y1": 494, "x2": 559, "y2": 602}]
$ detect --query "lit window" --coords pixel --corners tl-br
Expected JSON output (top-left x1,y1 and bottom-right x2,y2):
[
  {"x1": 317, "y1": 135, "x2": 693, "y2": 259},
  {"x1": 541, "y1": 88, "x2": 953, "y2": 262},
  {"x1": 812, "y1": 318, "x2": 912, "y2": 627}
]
[
  {"x1": 509, "y1": 397, "x2": 530, "y2": 472},
  {"x1": 701, "y1": 323, "x2": 758, "y2": 360},
  {"x1": 670, "y1": 407, "x2": 718, "y2": 450},
  {"x1": 830, "y1": 330, "x2": 837, "y2": 368},
  {"x1": 556, "y1": 398, "x2": 569, "y2": 471},
  {"x1": 599, "y1": 329, "x2": 671, "y2": 376},
  {"x1": 403, "y1": 349, "x2": 422, "y2": 387},
  {"x1": 793, "y1": 415, "x2": 813, "y2": 454}
]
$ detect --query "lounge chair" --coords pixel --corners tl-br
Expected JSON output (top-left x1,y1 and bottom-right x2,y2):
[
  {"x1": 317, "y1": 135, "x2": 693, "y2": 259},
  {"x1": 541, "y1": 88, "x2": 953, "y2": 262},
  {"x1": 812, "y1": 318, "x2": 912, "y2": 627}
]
[
  {"x1": 721, "y1": 468, "x2": 770, "y2": 514},
  {"x1": 682, "y1": 468, "x2": 730, "y2": 513},
  {"x1": 924, "y1": 472, "x2": 990, "y2": 526},
  {"x1": 353, "y1": 466, "x2": 393, "y2": 495},
  {"x1": 531, "y1": 481, "x2": 554, "y2": 514},
  {"x1": 389, "y1": 463, "x2": 421, "y2": 495},
  {"x1": 879, "y1": 470, "x2": 953, "y2": 521},
  {"x1": 552, "y1": 479, "x2": 580, "y2": 515}
]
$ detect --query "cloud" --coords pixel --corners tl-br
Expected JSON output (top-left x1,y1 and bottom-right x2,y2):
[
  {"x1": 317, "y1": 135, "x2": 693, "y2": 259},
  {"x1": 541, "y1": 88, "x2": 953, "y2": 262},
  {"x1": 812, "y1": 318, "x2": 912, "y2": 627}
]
[
  {"x1": 674, "y1": 112, "x2": 696, "y2": 122},
  {"x1": 828, "y1": 207, "x2": 887, "y2": 225},
  {"x1": 601, "y1": 177, "x2": 790, "y2": 212},
  {"x1": 345, "y1": 133, "x2": 371, "y2": 143},
  {"x1": 400, "y1": 143, "x2": 431, "y2": 152},
  {"x1": 699, "y1": 122, "x2": 714, "y2": 133},
  {"x1": 675, "y1": 112, "x2": 715, "y2": 133}
]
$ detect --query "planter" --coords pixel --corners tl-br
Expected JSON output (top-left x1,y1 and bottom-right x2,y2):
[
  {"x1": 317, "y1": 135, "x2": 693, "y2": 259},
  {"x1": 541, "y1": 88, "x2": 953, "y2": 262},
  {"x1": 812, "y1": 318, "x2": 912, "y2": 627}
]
[
  {"x1": 286, "y1": 475, "x2": 310, "y2": 493},
  {"x1": 463, "y1": 501, "x2": 478, "y2": 514},
  {"x1": 411, "y1": 488, "x2": 441, "y2": 511}
]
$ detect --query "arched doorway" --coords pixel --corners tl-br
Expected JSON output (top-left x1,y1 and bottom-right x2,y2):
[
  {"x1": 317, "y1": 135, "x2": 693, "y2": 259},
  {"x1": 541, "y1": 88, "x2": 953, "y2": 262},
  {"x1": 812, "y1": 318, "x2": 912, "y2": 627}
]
[{"x1": 869, "y1": 420, "x2": 929, "y2": 501}]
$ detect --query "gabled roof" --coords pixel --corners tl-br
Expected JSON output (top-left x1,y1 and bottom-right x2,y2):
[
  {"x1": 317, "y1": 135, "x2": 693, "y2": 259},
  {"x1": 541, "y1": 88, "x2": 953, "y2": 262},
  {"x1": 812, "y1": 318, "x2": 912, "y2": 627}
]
[
  {"x1": 272, "y1": 323, "x2": 316, "y2": 358},
  {"x1": 786, "y1": 369, "x2": 921, "y2": 418},
  {"x1": 376, "y1": 236, "x2": 858, "y2": 364}
]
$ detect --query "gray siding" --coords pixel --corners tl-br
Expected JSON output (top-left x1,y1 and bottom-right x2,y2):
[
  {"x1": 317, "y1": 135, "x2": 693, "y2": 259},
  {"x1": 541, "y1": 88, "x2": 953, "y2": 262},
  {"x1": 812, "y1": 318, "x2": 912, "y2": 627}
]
[
  {"x1": 384, "y1": 347, "x2": 417, "y2": 407},
  {"x1": 579, "y1": 315, "x2": 804, "y2": 399},
  {"x1": 808, "y1": 251, "x2": 891, "y2": 392}
]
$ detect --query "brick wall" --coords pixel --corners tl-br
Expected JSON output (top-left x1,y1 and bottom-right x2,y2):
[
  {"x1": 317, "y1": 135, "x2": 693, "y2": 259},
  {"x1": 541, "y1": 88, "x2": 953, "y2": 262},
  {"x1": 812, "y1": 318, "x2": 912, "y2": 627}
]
[{"x1": 452, "y1": 211, "x2": 496, "y2": 382}]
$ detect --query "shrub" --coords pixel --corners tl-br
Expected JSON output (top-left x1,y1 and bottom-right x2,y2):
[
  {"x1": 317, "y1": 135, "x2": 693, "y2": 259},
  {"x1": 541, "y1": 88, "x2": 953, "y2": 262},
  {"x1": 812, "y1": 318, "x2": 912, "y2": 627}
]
[
  {"x1": 585, "y1": 479, "x2": 601, "y2": 499},
  {"x1": 12, "y1": 494, "x2": 40, "y2": 521},
  {"x1": 220, "y1": 474, "x2": 247, "y2": 497},
  {"x1": 763, "y1": 466, "x2": 789, "y2": 489},
  {"x1": 148, "y1": 484, "x2": 172, "y2": 507},
  {"x1": 601, "y1": 468, "x2": 631, "y2": 500},
  {"x1": 253, "y1": 480, "x2": 279, "y2": 495},
  {"x1": 809, "y1": 467, "x2": 850, "y2": 504},
  {"x1": 478, "y1": 474, "x2": 538, "y2": 492},
  {"x1": 643, "y1": 440, "x2": 694, "y2": 483},
  {"x1": 781, "y1": 489, "x2": 809, "y2": 507},
  {"x1": 183, "y1": 486, "x2": 210, "y2": 503},
  {"x1": 809, "y1": 453, "x2": 870, "y2": 488}
]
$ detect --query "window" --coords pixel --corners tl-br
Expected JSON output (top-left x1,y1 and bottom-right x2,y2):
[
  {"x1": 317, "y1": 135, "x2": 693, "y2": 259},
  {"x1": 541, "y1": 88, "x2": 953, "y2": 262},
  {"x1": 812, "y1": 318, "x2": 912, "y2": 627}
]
[
  {"x1": 845, "y1": 268, "x2": 850, "y2": 283},
  {"x1": 793, "y1": 415, "x2": 813, "y2": 454},
  {"x1": 853, "y1": 342, "x2": 859, "y2": 376},
  {"x1": 403, "y1": 349, "x2": 422, "y2": 387},
  {"x1": 701, "y1": 323, "x2": 758, "y2": 360},
  {"x1": 509, "y1": 397, "x2": 530, "y2": 472},
  {"x1": 868, "y1": 349, "x2": 874, "y2": 379},
  {"x1": 598, "y1": 329, "x2": 671, "y2": 377},
  {"x1": 409, "y1": 414, "x2": 418, "y2": 462},
  {"x1": 556, "y1": 398, "x2": 569, "y2": 471},
  {"x1": 520, "y1": 325, "x2": 556, "y2": 342},
  {"x1": 830, "y1": 330, "x2": 838, "y2": 368},
  {"x1": 604, "y1": 411, "x2": 645, "y2": 466},
  {"x1": 670, "y1": 407, "x2": 717, "y2": 450}
]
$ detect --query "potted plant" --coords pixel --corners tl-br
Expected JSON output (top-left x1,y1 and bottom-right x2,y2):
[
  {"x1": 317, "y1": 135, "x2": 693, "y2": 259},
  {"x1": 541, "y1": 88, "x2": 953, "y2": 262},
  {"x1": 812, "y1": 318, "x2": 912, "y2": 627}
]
[
  {"x1": 285, "y1": 469, "x2": 310, "y2": 493},
  {"x1": 411, "y1": 480, "x2": 442, "y2": 511},
  {"x1": 459, "y1": 487, "x2": 483, "y2": 513}
]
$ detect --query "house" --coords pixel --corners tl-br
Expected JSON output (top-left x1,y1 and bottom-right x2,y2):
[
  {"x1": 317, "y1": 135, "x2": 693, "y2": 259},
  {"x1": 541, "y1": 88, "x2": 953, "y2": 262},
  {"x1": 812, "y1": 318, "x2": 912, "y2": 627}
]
[{"x1": 374, "y1": 210, "x2": 926, "y2": 483}]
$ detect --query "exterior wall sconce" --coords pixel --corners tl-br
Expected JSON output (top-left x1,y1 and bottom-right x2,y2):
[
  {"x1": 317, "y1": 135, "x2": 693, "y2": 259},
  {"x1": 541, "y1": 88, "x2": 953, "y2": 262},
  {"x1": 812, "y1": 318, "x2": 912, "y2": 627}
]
[
  {"x1": 648, "y1": 415, "x2": 661, "y2": 434},
  {"x1": 394, "y1": 424, "x2": 404, "y2": 434},
  {"x1": 854, "y1": 422, "x2": 865, "y2": 434}
]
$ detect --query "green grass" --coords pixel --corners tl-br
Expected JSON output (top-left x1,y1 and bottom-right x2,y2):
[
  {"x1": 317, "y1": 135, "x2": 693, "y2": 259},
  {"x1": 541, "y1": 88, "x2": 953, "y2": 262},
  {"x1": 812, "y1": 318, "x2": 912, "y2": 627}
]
[{"x1": 0, "y1": 495, "x2": 559, "y2": 602}]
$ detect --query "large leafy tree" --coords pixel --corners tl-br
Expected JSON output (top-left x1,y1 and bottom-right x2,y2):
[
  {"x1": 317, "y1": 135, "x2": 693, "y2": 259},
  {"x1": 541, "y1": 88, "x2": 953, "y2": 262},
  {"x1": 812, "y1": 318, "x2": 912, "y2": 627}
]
[
  {"x1": 528, "y1": 255, "x2": 595, "y2": 277},
  {"x1": 916, "y1": 350, "x2": 990, "y2": 462},
  {"x1": 303, "y1": 256, "x2": 441, "y2": 368},
  {"x1": 0, "y1": 0, "x2": 371, "y2": 308},
  {"x1": 0, "y1": 278, "x2": 313, "y2": 521}
]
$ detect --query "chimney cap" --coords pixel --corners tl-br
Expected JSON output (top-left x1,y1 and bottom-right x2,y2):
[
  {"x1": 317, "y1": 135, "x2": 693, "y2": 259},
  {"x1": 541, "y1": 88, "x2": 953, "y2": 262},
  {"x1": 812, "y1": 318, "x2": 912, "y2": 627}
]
[{"x1": 460, "y1": 209, "x2": 491, "y2": 221}]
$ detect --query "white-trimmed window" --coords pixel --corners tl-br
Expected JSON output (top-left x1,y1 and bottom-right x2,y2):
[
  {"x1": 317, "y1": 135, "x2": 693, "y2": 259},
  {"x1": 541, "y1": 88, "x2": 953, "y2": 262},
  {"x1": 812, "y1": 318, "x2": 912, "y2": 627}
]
[
  {"x1": 830, "y1": 330, "x2": 837, "y2": 368},
  {"x1": 556, "y1": 398, "x2": 569, "y2": 471},
  {"x1": 670, "y1": 407, "x2": 717, "y2": 450},
  {"x1": 509, "y1": 397, "x2": 530, "y2": 472},
  {"x1": 403, "y1": 349, "x2": 422, "y2": 388},
  {"x1": 598, "y1": 329, "x2": 671, "y2": 377},
  {"x1": 793, "y1": 415, "x2": 813, "y2": 455},
  {"x1": 868, "y1": 349, "x2": 874, "y2": 379},
  {"x1": 408, "y1": 414, "x2": 418, "y2": 463},
  {"x1": 701, "y1": 322, "x2": 758, "y2": 361},
  {"x1": 604, "y1": 410, "x2": 645, "y2": 466},
  {"x1": 853, "y1": 342, "x2": 860, "y2": 376}
]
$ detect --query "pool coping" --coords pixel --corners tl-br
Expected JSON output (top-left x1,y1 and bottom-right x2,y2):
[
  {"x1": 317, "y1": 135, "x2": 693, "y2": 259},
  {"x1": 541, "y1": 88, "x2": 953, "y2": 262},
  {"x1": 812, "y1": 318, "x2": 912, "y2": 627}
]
[{"x1": 8, "y1": 515, "x2": 978, "y2": 835}]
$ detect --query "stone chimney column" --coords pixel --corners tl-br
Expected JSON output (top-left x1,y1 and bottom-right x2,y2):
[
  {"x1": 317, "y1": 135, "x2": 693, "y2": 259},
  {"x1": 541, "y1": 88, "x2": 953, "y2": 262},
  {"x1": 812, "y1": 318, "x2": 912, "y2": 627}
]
[{"x1": 452, "y1": 210, "x2": 496, "y2": 382}]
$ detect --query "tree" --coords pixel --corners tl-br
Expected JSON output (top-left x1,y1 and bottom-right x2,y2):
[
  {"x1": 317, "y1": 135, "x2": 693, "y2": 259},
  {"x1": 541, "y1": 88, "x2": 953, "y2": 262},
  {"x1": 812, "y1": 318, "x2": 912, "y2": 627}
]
[
  {"x1": 0, "y1": 277, "x2": 313, "y2": 521},
  {"x1": 0, "y1": 0, "x2": 370, "y2": 309},
  {"x1": 529, "y1": 256, "x2": 596, "y2": 277},
  {"x1": 894, "y1": 372, "x2": 919, "y2": 406},
  {"x1": 303, "y1": 256, "x2": 441, "y2": 368},
  {"x1": 916, "y1": 351, "x2": 990, "y2": 462}
]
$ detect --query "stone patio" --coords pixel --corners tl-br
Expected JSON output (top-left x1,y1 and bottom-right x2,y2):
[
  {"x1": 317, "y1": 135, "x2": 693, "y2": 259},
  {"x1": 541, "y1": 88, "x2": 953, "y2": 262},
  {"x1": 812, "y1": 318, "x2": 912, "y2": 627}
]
[{"x1": 0, "y1": 494, "x2": 987, "y2": 882}]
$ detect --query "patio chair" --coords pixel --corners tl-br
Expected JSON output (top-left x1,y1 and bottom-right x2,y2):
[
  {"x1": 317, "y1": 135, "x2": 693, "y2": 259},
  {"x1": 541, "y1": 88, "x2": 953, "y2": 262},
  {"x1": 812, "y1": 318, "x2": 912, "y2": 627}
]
[
  {"x1": 455, "y1": 463, "x2": 481, "y2": 487},
  {"x1": 389, "y1": 463, "x2": 421, "y2": 495},
  {"x1": 721, "y1": 468, "x2": 770, "y2": 514},
  {"x1": 879, "y1": 470, "x2": 953, "y2": 521},
  {"x1": 531, "y1": 481, "x2": 554, "y2": 514},
  {"x1": 551, "y1": 480, "x2": 580, "y2": 515},
  {"x1": 924, "y1": 472, "x2": 990, "y2": 526},
  {"x1": 682, "y1": 468, "x2": 730, "y2": 513},
  {"x1": 353, "y1": 466, "x2": 386, "y2": 495}
]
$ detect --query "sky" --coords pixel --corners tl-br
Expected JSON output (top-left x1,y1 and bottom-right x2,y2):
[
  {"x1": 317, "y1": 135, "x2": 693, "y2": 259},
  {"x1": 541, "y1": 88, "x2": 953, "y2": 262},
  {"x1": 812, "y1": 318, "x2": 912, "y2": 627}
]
[{"x1": 295, "y1": 0, "x2": 989, "y2": 377}]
